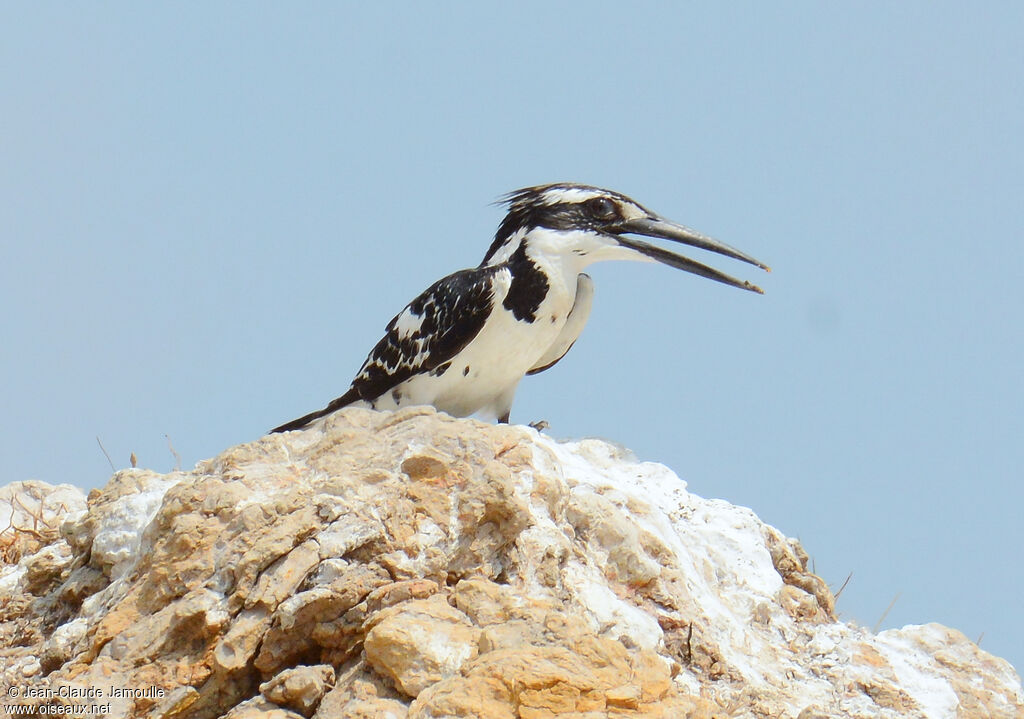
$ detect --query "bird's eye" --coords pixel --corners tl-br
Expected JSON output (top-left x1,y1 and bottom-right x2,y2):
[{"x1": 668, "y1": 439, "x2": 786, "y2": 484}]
[{"x1": 586, "y1": 197, "x2": 618, "y2": 221}]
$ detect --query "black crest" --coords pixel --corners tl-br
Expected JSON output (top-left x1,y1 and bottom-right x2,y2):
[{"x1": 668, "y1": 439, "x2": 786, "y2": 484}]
[{"x1": 482, "y1": 183, "x2": 638, "y2": 265}]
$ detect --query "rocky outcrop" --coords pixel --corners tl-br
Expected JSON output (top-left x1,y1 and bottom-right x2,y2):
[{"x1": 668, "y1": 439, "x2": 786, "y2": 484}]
[{"x1": 1, "y1": 407, "x2": 1021, "y2": 718}]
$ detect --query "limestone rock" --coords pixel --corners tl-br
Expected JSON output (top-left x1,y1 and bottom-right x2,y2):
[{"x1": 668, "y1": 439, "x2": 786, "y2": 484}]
[
  {"x1": 364, "y1": 594, "x2": 481, "y2": 696},
  {"x1": 259, "y1": 664, "x2": 335, "y2": 716},
  {"x1": 0, "y1": 407, "x2": 1020, "y2": 719},
  {"x1": 0, "y1": 480, "x2": 86, "y2": 590},
  {"x1": 220, "y1": 696, "x2": 306, "y2": 719},
  {"x1": 313, "y1": 670, "x2": 409, "y2": 719}
]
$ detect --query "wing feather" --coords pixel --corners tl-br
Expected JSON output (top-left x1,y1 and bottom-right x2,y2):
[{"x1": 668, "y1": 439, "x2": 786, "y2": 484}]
[{"x1": 270, "y1": 267, "x2": 497, "y2": 432}]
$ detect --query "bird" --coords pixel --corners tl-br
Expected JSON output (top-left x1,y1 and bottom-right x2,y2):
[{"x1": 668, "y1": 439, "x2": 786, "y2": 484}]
[{"x1": 270, "y1": 183, "x2": 769, "y2": 433}]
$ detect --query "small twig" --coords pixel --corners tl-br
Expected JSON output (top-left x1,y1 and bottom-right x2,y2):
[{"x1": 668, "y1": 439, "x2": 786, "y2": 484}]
[
  {"x1": 833, "y1": 572, "x2": 853, "y2": 601},
  {"x1": 9, "y1": 523, "x2": 47, "y2": 540},
  {"x1": 11, "y1": 495, "x2": 58, "y2": 531},
  {"x1": 872, "y1": 593, "x2": 901, "y2": 633},
  {"x1": 130, "y1": 452, "x2": 138, "y2": 468},
  {"x1": 495, "y1": 441, "x2": 521, "y2": 458},
  {"x1": 684, "y1": 622, "x2": 693, "y2": 665},
  {"x1": 976, "y1": 632, "x2": 984, "y2": 647},
  {"x1": 165, "y1": 434, "x2": 181, "y2": 471},
  {"x1": 96, "y1": 436, "x2": 116, "y2": 472}
]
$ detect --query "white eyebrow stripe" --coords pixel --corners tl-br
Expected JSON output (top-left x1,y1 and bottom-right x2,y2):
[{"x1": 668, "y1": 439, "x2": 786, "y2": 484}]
[{"x1": 538, "y1": 187, "x2": 605, "y2": 205}]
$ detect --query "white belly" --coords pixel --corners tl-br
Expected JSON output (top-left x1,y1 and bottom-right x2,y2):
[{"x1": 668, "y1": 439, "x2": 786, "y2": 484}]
[{"x1": 370, "y1": 268, "x2": 576, "y2": 420}]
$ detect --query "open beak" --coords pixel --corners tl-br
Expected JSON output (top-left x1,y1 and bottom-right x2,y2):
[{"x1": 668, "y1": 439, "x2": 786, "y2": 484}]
[{"x1": 612, "y1": 215, "x2": 770, "y2": 294}]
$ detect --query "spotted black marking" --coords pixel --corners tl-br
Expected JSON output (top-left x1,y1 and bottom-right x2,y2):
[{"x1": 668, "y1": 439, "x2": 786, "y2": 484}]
[
  {"x1": 269, "y1": 268, "x2": 498, "y2": 433},
  {"x1": 502, "y1": 242, "x2": 548, "y2": 322},
  {"x1": 352, "y1": 269, "x2": 497, "y2": 399},
  {"x1": 463, "y1": 366, "x2": 470, "y2": 376},
  {"x1": 430, "y1": 361, "x2": 452, "y2": 377}
]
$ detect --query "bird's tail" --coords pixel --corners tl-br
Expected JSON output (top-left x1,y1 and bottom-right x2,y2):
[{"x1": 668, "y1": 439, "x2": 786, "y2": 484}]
[{"x1": 269, "y1": 387, "x2": 361, "y2": 433}]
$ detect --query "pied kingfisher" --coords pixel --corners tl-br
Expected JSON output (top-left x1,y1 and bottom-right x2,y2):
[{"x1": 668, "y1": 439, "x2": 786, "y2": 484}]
[{"x1": 271, "y1": 183, "x2": 769, "y2": 432}]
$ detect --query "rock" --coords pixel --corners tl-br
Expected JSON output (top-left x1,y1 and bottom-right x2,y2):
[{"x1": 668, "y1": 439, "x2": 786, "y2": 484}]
[
  {"x1": 39, "y1": 616, "x2": 87, "y2": 672},
  {"x1": 259, "y1": 665, "x2": 335, "y2": 716},
  {"x1": 0, "y1": 406, "x2": 1020, "y2": 719},
  {"x1": 62, "y1": 469, "x2": 179, "y2": 580},
  {"x1": 1, "y1": 480, "x2": 86, "y2": 543},
  {"x1": 151, "y1": 685, "x2": 200, "y2": 719},
  {"x1": 220, "y1": 696, "x2": 306, "y2": 719},
  {"x1": 313, "y1": 671, "x2": 409, "y2": 719},
  {"x1": 364, "y1": 594, "x2": 481, "y2": 697},
  {"x1": 0, "y1": 480, "x2": 86, "y2": 593}
]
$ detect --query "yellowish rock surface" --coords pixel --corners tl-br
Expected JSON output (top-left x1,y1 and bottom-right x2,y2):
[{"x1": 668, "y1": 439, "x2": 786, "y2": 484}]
[{"x1": 0, "y1": 407, "x2": 1020, "y2": 718}]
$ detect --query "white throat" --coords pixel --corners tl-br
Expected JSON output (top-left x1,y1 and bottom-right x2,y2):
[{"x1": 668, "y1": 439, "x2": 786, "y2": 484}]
[{"x1": 522, "y1": 226, "x2": 651, "y2": 277}]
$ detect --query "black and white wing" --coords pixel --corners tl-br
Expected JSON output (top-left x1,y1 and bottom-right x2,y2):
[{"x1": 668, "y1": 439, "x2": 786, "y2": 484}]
[{"x1": 270, "y1": 267, "x2": 498, "y2": 433}]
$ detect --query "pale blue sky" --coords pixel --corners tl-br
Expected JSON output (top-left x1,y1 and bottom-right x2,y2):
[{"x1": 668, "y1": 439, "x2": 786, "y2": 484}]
[{"x1": 2, "y1": 4, "x2": 1022, "y2": 672}]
